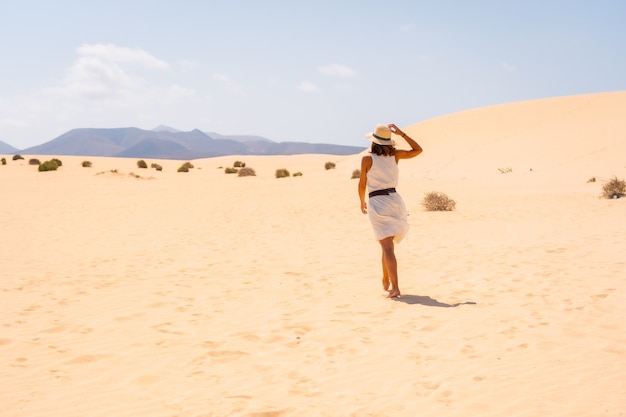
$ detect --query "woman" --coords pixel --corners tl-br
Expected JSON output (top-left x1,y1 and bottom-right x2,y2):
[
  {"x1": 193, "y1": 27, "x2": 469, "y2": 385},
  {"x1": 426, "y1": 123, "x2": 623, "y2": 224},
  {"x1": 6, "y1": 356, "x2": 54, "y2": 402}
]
[{"x1": 358, "y1": 123, "x2": 423, "y2": 298}]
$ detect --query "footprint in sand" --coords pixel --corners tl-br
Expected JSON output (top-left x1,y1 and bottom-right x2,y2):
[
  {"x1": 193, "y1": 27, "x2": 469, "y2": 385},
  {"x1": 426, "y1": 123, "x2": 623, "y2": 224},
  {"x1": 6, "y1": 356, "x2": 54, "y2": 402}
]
[
  {"x1": 64, "y1": 354, "x2": 112, "y2": 364},
  {"x1": 244, "y1": 409, "x2": 293, "y2": 417},
  {"x1": 422, "y1": 381, "x2": 440, "y2": 390},
  {"x1": 152, "y1": 322, "x2": 185, "y2": 335},
  {"x1": 188, "y1": 350, "x2": 249, "y2": 366},
  {"x1": 115, "y1": 313, "x2": 143, "y2": 322},
  {"x1": 49, "y1": 369, "x2": 69, "y2": 380},
  {"x1": 41, "y1": 326, "x2": 67, "y2": 333}
]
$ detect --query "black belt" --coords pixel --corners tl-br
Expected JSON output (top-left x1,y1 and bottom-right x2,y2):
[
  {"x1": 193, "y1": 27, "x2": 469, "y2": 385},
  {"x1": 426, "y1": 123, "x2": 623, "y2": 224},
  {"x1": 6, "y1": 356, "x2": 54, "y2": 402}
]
[{"x1": 369, "y1": 188, "x2": 396, "y2": 198}]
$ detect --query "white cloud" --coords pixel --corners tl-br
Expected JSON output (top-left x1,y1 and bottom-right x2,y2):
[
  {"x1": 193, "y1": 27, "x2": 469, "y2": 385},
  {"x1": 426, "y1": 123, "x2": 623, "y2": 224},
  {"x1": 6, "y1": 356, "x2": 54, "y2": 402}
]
[
  {"x1": 213, "y1": 73, "x2": 245, "y2": 95},
  {"x1": 168, "y1": 84, "x2": 197, "y2": 99},
  {"x1": 43, "y1": 43, "x2": 170, "y2": 102},
  {"x1": 0, "y1": 44, "x2": 212, "y2": 148},
  {"x1": 297, "y1": 82, "x2": 319, "y2": 93},
  {"x1": 318, "y1": 64, "x2": 356, "y2": 78},
  {"x1": 77, "y1": 43, "x2": 169, "y2": 70}
]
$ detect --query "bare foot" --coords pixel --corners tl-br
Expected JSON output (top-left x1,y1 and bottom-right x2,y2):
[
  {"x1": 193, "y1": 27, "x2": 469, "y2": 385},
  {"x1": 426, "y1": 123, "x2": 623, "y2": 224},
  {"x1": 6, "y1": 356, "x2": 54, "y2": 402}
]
[
  {"x1": 386, "y1": 290, "x2": 401, "y2": 299},
  {"x1": 382, "y1": 276, "x2": 390, "y2": 291}
]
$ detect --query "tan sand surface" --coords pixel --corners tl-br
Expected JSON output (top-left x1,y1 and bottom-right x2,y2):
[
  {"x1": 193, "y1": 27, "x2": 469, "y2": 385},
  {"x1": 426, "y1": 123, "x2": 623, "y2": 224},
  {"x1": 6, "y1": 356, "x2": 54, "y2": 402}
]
[{"x1": 1, "y1": 91, "x2": 625, "y2": 416}]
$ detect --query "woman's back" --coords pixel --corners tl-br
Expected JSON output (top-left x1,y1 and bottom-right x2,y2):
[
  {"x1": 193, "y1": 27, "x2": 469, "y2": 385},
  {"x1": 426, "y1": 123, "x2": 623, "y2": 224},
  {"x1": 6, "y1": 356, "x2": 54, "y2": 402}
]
[{"x1": 366, "y1": 154, "x2": 398, "y2": 193}]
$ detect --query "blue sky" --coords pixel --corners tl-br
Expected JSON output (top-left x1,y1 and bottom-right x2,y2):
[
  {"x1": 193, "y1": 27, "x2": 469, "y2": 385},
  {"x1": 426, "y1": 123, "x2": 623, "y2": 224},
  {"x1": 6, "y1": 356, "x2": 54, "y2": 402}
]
[{"x1": 1, "y1": 0, "x2": 625, "y2": 149}]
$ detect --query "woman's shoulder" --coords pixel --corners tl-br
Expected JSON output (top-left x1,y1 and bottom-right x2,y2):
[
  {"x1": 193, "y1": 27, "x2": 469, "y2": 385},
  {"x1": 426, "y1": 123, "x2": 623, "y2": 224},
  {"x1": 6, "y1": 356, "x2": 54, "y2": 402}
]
[{"x1": 361, "y1": 154, "x2": 373, "y2": 168}]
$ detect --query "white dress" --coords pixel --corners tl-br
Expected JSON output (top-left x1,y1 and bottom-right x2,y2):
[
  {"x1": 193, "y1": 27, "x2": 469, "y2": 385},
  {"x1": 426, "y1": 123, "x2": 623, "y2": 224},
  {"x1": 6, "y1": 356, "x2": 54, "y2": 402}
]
[{"x1": 367, "y1": 154, "x2": 409, "y2": 243}]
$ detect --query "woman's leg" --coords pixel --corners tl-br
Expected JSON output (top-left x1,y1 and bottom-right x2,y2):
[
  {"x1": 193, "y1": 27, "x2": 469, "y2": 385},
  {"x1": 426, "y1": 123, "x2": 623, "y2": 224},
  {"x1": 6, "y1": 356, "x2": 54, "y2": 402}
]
[
  {"x1": 379, "y1": 236, "x2": 400, "y2": 298},
  {"x1": 382, "y1": 253, "x2": 390, "y2": 291}
]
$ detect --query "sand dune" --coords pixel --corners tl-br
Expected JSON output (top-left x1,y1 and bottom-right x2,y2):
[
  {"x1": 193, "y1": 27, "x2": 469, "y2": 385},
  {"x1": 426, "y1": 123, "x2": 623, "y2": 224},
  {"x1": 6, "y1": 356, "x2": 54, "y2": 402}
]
[
  {"x1": 403, "y1": 90, "x2": 626, "y2": 178},
  {"x1": 1, "y1": 91, "x2": 624, "y2": 416}
]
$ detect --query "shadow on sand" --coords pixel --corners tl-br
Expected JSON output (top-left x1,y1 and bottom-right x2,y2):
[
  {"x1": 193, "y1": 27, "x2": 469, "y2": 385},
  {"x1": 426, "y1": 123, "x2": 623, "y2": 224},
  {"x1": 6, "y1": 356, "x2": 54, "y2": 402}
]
[{"x1": 392, "y1": 294, "x2": 477, "y2": 307}]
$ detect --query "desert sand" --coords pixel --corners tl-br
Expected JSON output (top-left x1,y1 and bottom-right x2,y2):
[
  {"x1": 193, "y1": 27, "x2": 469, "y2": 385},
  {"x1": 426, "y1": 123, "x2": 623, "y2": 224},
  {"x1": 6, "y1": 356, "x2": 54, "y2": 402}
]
[{"x1": 1, "y1": 91, "x2": 625, "y2": 417}]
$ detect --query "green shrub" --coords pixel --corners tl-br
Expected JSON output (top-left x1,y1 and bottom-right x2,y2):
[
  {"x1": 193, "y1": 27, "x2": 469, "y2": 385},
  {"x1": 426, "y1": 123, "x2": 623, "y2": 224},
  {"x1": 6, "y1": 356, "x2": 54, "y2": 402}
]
[
  {"x1": 275, "y1": 168, "x2": 290, "y2": 178},
  {"x1": 225, "y1": 167, "x2": 238, "y2": 174},
  {"x1": 38, "y1": 160, "x2": 59, "y2": 172},
  {"x1": 51, "y1": 158, "x2": 62, "y2": 167},
  {"x1": 602, "y1": 176, "x2": 626, "y2": 199},
  {"x1": 237, "y1": 167, "x2": 256, "y2": 177},
  {"x1": 82, "y1": 160, "x2": 92, "y2": 167},
  {"x1": 293, "y1": 172, "x2": 303, "y2": 177},
  {"x1": 137, "y1": 159, "x2": 148, "y2": 169},
  {"x1": 422, "y1": 191, "x2": 456, "y2": 211},
  {"x1": 351, "y1": 169, "x2": 361, "y2": 179},
  {"x1": 234, "y1": 160, "x2": 246, "y2": 168},
  {"x1": 177, "y1": 162, "x2": 194, "y2": 172},
  {"x1": 1, "y1": 157, "x2": 6, "y2": 165},
  {"x1": 29, "y1": 158, "x2": 41, "y2": 165},
  {"x1": 12, "y1": 154, "x2": 24, "y2": 161},
  {"x1": 325, "y1": 162, "x2": 336, "y2": 170}
]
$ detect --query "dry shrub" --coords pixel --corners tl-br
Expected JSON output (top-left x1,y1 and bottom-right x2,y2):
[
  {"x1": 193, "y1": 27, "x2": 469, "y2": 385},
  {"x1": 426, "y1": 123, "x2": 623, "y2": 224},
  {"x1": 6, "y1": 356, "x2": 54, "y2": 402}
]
[
  {"x1": 422, "y1": 191, "x2": 456, "y2": 211},
  {"x1": 587, "y1": 176, "x2": 596, "y2": 183},
  {"x1": 150, "y1": 163, "x2": 162, "y2": 171},
  {"x1": 325, "y1": 162, "x2": 336, "y2": 170},
  {"x1": 293, "y1": 172, "x2": 303, "y2": 177},
  {"x1": 178, "y1": 162, "x2": 194, "y2": 172},
  {"x1": 82, "y1": 160, "x2": 92, "y2": 167},
  {"x1": 601, "y1": 176, "x2": 626, "y2": 199},
  {"x1": 234, "y1": 161, "x2": 246, "y2": 168},
  {"x1": 137, "y1": 159, "x2": 148, "y2": 168},
  {"x1": 498, "y1": 167, "x2": 512, "y2": 174},
  {"x1": 237, "y1": 167, "x2": 256, "y2": 177},
  {"x1": 225, "y1": 167, "x2": 238, "y2": 174},
  {"x1": 29, "y1": 158, "x2": 41, "y2": 165},
  {"x1": 38, "y1": 160, "x2": 59, "y2": 172},
  {"x1": 351, "y1": 169, "x2": 360, "y2": 179},
  {"x1": 275, "y1": 168, "x2": 290, "y2": 178},
  {"x1": 13, "y1": 154, "x2": 24, "y2": 161}
]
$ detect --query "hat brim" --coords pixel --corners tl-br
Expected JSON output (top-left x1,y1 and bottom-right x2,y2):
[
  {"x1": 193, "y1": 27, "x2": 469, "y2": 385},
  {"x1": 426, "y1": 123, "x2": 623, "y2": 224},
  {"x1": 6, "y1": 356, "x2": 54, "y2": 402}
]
[{"x1": 365, "y1": 132, "x2": 395, "y2": 146}]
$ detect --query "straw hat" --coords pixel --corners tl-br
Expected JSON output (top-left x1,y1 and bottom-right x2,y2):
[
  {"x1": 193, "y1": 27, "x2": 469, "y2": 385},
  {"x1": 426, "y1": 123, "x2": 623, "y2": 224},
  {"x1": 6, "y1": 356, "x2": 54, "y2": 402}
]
[{"x1": 365, "y1": 124, "x2": 394, "y2": 146}]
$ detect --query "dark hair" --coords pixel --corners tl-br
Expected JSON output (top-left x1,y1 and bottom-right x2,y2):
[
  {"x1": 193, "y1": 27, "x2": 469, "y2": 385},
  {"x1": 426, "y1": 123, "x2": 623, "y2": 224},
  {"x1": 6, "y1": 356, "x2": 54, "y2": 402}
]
[{"x1": 370, "y1": 143, "x2": 395, "y2": 156}]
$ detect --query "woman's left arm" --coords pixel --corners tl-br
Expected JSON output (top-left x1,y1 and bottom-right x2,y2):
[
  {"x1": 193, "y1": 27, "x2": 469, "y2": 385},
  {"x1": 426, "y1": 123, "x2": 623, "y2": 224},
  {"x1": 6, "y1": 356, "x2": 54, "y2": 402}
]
[{"x1": 389, "y1": 124, "x2": 423, "y2": 160}]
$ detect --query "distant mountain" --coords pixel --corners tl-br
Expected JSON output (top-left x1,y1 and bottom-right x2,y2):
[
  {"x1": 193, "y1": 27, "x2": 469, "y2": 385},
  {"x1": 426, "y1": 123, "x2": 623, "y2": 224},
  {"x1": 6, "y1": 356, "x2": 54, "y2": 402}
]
[
  {"x1": 0, "y1": 140, "x2": 19, "y2": 154},
  {"x1": 206, "y1": 132, "x2": 284, "y2": 154},
  {"x1": 21, "y1": 128, "x2": 246, "y2": 159},
  {"x1": 19, "y1": 127, "x2": 364, "y2": 159},
  {"x1": 205, "y1": 131, "x2": 274, "y2": 143},
  {"x1": 153, "y1": 125, "x2": 181, "y2": 133}
]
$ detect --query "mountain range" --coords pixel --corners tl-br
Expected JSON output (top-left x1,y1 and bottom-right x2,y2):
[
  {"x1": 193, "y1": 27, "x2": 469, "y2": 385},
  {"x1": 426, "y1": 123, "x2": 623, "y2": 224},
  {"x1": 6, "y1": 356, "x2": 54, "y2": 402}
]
[
  {"x1": 9, "y1": 126, "x2": 365, "y2": 159},
  {"x1": 0, "y1": 140, "x2": 19, "y2": 154}
]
